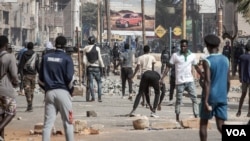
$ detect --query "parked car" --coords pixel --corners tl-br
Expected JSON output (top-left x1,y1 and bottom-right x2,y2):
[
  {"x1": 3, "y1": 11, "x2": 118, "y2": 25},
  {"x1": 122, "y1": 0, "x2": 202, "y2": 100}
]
[{"x1": 115, "y1": 13, "x2": 142, "y2": 28}]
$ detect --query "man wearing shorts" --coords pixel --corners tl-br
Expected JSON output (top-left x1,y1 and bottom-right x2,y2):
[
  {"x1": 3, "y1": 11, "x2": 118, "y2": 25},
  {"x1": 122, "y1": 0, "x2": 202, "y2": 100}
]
[{"x1": 199, "y1": 34, "x2": 230, "y2": 141}]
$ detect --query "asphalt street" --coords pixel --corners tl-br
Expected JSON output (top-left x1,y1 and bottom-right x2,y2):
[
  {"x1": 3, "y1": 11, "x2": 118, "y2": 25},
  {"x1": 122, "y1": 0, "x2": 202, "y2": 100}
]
[{"x1": 4, "y1": 72, "x2": 250, "y2": 141}]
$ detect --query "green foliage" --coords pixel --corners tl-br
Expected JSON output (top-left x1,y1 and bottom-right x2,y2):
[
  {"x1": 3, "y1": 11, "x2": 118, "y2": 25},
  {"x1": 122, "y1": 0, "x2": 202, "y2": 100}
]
[
  {"x1": 227, "y1": 0, "x2": 250, "y2": 23},
  {"x1": 81, "y1": 2, "x2": 104, "y2": 30}
]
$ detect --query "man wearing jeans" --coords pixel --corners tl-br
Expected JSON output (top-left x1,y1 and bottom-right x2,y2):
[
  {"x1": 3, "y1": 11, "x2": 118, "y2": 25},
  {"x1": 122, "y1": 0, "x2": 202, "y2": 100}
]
[
  {"x1": 160, "y1": 39, "x2": 203, "y2": 122},
  {"x1": 82, "y1": 36, "x2": 105, "y2": 102}
]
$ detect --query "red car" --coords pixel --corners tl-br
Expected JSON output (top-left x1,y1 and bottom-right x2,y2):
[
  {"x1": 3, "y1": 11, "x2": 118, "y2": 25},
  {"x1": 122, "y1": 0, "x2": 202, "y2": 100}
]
[{"x1": 115, "y1": 13, "x2": 142, "y2": 28}]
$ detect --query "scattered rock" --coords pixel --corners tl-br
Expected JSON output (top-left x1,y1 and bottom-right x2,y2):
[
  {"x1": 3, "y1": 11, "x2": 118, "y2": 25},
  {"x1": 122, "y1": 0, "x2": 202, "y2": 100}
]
[
  {"x1": 132, "y1": 116, "x2": 149, "y2": 130},
  {"x1": 74, "y1": 120, "x2": 88, "y2": 133},
  {"x1": 86, "y1": 111, "x2": 97, "y2": 117}
]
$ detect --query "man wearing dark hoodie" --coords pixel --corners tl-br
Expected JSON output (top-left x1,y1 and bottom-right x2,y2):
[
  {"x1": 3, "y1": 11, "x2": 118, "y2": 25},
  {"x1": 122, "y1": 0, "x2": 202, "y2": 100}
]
[{"x1": 18, "y1": 42, "x2": 39, "y2": 112}]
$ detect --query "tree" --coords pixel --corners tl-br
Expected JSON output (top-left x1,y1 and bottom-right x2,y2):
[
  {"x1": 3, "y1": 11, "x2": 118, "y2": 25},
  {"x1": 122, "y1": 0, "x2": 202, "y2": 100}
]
[{"x1": 227, "y1": 0, "x2": 250, "y2": 24}]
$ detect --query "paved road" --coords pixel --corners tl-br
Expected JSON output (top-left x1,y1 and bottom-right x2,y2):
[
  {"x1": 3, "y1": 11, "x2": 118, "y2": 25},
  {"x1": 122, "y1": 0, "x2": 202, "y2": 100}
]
[{"x1": 5, "y1": 72, "x2": 250, "y2": 141}]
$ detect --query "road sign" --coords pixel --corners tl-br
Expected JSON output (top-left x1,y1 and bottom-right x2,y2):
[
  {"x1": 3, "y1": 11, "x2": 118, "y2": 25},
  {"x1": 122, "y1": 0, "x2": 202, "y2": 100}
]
[
  {"x1": 155, "y1": 25, "x2": 167, "y2": 38},
  {"x1": 173, "y1": 26, "x2": 182, "y2": 36}
]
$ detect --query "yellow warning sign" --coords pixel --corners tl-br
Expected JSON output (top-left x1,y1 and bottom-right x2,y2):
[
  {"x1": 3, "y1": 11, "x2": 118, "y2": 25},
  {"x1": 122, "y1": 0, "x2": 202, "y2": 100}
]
[
  {"x1": 155, "y1": 25, "x2": 167, "y2": 38},
  {"x1": 173, "y1": 26, "x2": 182, "y2": 36}
]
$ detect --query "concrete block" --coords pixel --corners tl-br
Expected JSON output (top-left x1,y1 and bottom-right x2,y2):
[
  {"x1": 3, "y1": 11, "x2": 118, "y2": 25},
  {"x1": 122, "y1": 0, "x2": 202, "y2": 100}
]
[
  {"x1": 74, "y1": 120, "x2": 88, "y2": 133},
  {"x1": 72, "y1": 85, "x2": 85, "y2": 96},
  {"x1": 132, "y1": 116, "x2": 149, "y2": 130},
  {"x1": 86, "y1": 111, "x2": 97, "y2": 117},
  {"x1": 81, "y1": 128, "x2": 100, "y2": 135},
  {"x1": 151, "y1": 121, "x2": 180, "y2": 129},
  {"x1": 90, "y1": 124, "x2": 104, "y2": 130},
  {"x1": 181, "y1": 118, "x2": 211, "y2": 129},
  {"x1": 34, "y1": 123, "x2": 43, "y2": 134}
]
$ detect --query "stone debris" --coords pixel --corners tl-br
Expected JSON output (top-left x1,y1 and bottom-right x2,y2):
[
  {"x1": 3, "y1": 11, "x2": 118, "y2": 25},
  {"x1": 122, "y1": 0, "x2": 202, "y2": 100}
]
[
  {"x1": 74, "y1": 120, "x2": 88, "y2": 133},
  {"x1": 151, "y1": 120, "x2": 181, "y2": 129},
  {"x1": 81, "y1": 128, "x2": 100, "y2": 135},
  {"x1": 132, "y1": 116, "x2": 149, "y2": 130},
  {"x1": 90, "y1": 124, "x2": 104, "y2": 131},
  {"x1": 31, "y1": 123, "x2": 60, "y2": 135},
  {"x1": 180, "y1": 118, "x2": 211, "y2": 129},
  {"x1": 86, "y1": 111, "x2": 97, "y2": 117}
]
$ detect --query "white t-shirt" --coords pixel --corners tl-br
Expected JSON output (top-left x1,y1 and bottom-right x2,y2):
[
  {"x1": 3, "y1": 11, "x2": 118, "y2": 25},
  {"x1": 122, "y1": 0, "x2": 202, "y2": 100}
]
[
  {"x1": 169, "y1": 51, "x2": 197, "y2": 84},
  {"x1": 82, "y1": 44, "x2": 105, "y2": 68},
  {"x1": 137, "y1": 53, "x2": 156, "y2": 74}
]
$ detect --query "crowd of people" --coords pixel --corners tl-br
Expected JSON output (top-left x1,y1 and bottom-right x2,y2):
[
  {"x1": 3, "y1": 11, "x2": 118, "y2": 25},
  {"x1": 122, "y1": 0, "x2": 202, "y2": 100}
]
[{"x1": 0, "y1": 34, "x2": 249, "y2": 141}]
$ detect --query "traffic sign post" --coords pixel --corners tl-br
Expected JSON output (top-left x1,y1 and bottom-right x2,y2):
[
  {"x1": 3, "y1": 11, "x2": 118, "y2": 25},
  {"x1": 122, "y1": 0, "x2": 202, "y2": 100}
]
[
  {"x1": 155, "y1": 25, "x2": 167, "y2": 38},
  {"x1": 169, "y1": 27, "x2": 172, "y2": 54}
]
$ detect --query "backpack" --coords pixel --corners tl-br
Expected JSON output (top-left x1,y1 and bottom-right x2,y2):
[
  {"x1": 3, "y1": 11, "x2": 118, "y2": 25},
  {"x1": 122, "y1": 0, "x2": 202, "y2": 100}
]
[
  {"x1": 113, "y1": 46, "x2": 120, "y2": 58},
  {"x1": 24, "y1": 53, "x2": 37, "y2": 72},
  {"x1": 86, "y1": 45, "x2": 98, "y2": 63}
]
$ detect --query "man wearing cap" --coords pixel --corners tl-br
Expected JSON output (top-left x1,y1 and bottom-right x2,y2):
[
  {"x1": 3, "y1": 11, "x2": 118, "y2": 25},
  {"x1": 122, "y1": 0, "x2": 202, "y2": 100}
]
[
  {"x1": 39, "y1": 36, "x2": 75, "y2": 141},
  {"x1": 199, "y1": 34, "x2": 230, "y2": 141},
  {"x1": 42, "y1": 41, "x2": 55, "y2": 56},
  {"x1": 160, "y1": 39, "x2": 203, "y2": 122}
]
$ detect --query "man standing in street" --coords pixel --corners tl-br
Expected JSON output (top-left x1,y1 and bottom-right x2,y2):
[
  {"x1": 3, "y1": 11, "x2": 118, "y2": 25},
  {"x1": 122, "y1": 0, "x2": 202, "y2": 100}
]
[
  {"x1": 101, "y1": 42, "x2": 111, "y2": 76},
  {"x1": 160, "y1": 47, "x2": 170, "y2": 74},
  {"x1": 39, "y1": 36, "x2": 75, "y2": 141},
  {"x1": 222, "y1": 41, "x2": 231, "y2": 62},
  {"x1": 82, "y1": 36, "x2": 105, "y2": 102},
  {"x1": 17, "y1": 44, "x2": 27, "y2": 96},
  {"x1": 236, "y1": 41, "x2": 250, "y2": 117},
  {"x1": 233, "y1": 41, "x2": 244, "y2": 76},
  {"x1": 119, "y1": 43, "x2": 135, "y2": 99},
  {"x1": 18, "y1": 42, "x2": 39, "y2": 112},
  {"x1": 160, "y1": 39, "x2": 203, "y2": 122},
  {"x1": 199, "y1": 34, "x2": 230, "y2": 141},
  {"x1": 0, "y1": 35, "x2": 19, "y2": 140}
]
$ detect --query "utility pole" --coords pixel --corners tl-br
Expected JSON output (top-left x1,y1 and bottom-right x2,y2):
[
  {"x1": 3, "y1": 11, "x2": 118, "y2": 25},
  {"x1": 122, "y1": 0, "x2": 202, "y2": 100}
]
[
  {"x1": 76, "y1": 27, "x2": 81, "y2": 84},
  {"x1": 141, "y1": 0, "x2": 146, "y2": 45},
  {"x1": 20, "y1": 2, "x2": 23, "y2": 46},
  {"x1": 41, "y1": 0, "x2": 45, "y2": 47},
  {"x1": 191, "y1": 0, "x2": 197, "y2": 52},
  {"x1": 182, "y1": 0, "x2": 186, "y2": 39},
  {"x1": 218, "y1": 7, "x2": 223, "y2": 37},
  {"x1": 97, "y1": 0, "x2": 100, "y2": 43},
  {"x1": 106, "y1": 0, "x2": 111, "y2": 44}
]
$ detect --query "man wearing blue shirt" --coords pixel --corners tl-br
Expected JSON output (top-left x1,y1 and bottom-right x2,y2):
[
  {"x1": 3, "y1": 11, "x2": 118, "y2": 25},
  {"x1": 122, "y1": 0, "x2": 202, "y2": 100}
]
[{"x1": 39, "y1": 36, "x2": 75, "y2": 141}]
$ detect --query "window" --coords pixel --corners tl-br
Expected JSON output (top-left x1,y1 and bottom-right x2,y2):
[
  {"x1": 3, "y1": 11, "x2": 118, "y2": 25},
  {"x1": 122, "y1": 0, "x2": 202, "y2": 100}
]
[{"x1": 3, "y1": 11, "x2": 9, "y2": 24}]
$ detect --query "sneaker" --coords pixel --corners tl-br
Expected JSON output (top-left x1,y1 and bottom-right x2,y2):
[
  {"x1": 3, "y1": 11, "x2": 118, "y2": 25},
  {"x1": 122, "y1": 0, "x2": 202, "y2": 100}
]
[
  {"x1": 98, "y1": 98, "x2": 102, "y2": 102},
  {"x1": 129, "y1": 112, "x2": 136, "y2": 117},
  {"x1": 0, "y1": 136, "x2": 4, "y2": 141},
  {"x1": 128, "y1": 96, "x2": 133, "y2": 101},
  {"x1": 150, "y1": 112, "x2": 159, "y2": 118},
  {"x1": 25, "y1": 108, "x2": 33, "y2": 112},
  {"x1": 166, "y1": 100, "x2": 174, "y2": 106},
  {"x1": 121, "y1": 96, "x2": 126, "y2": 99}
]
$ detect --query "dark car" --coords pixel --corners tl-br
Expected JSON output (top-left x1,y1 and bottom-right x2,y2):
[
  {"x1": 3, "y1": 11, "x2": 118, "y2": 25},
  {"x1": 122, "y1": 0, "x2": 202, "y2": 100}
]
[{"x1": 115, "y1": 13, "x2": 142, "y2": 28}]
